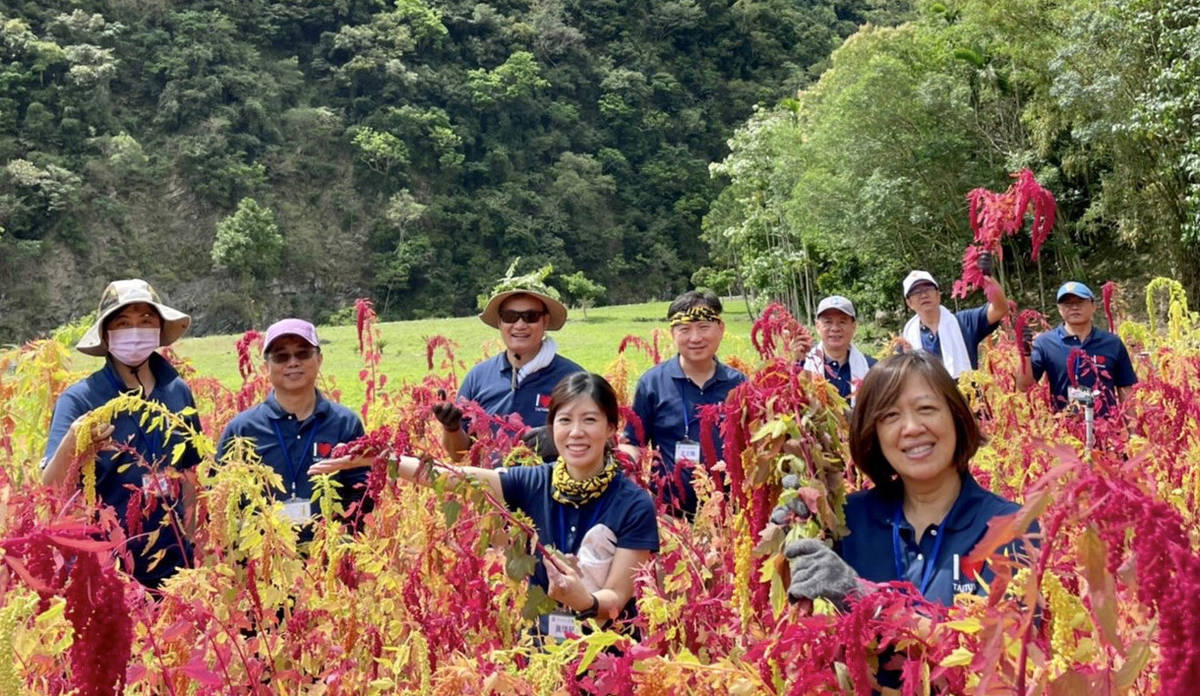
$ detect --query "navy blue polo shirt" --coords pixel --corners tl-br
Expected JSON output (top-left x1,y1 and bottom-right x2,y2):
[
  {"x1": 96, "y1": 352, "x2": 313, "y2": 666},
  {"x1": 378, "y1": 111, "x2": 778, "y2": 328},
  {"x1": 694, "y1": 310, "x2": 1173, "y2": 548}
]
[
  {"x1": 839, "y1": 473, "x2": 1024, "y2": 607},
  {"x1": 458, "y1": 352, "x2": 584, "y2": 429},
  {"x1": 217, "y1": 391, "x2": 366, "y2": 513},
  {"x1": 624, "y1": 356, "x2": 746, "y2": 513},
  {"x1": 1031, "y1": 325, "x2": 1137, "y2": 417},
  {"x1": 499, "y1": 463, "x2": 659, "y2": 595},
  {"x1": 918, "y1": 305, "x2": 999, "y2": 370},
  {"x1": 43, "y1": 353, "x2": 201, "y2": 587},
  {"x1": 815, "y1": 351, "x2": 878, "y2": 399}
]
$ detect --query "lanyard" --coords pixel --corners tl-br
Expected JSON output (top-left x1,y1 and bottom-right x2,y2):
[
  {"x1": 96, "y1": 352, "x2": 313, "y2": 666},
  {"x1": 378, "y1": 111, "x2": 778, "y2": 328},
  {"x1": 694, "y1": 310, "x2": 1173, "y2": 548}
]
[
  {"x1": 271, "y1": 418, "x2": 320, "y2": 497},
  {"x1": 554, "y1": 500, "x2": 605, "y2": 554},
  {"x1": 675, "y1": 379, "x2": 696, "y2": 440},
  {"x1": 892, "y1": 503, "x2": 947, "y2": 597},
  {"x1": 102, "y1": 364, "x2": 161, "y2": 463}
]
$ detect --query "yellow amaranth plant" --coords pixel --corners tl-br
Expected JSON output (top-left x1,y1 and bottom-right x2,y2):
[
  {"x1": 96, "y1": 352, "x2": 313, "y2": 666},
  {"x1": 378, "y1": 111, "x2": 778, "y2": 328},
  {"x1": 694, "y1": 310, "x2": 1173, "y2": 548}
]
[
  {"x1": 1043, "y1": 570, "x2": 1093, "y2": 678},
  {"x1": 0, "y1": 598, "x2": 28, "y2": 696},
  {"x1": 731, "y1": 510, "x2": 753, "y2": 625},
  {"x1": 71, "y1": 392, "x2": 215, "y2": 505}
]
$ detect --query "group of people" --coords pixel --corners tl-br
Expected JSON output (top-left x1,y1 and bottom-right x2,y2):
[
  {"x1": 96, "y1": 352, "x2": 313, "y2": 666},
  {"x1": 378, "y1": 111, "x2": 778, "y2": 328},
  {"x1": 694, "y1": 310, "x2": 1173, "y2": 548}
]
[{"x1": 42, "y1": 260, "x2": 1133, "y2": 636}]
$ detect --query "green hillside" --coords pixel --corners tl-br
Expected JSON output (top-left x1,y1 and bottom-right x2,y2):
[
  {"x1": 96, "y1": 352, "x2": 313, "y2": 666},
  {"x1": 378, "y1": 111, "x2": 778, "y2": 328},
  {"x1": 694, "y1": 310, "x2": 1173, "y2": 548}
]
[{"x1": 0, "y1": 0, "x2": 908, "y2": 343}]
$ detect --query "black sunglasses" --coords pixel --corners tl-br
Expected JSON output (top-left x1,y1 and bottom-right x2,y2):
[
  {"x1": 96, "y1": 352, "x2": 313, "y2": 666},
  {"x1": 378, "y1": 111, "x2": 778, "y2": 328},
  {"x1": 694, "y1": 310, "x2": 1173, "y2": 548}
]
[
  {"x1": 498, "y1": 308, "x2": 546, "y2": 324},
  {"x1": 267, "y1": 347, "x2": 318, "y2": 364}
]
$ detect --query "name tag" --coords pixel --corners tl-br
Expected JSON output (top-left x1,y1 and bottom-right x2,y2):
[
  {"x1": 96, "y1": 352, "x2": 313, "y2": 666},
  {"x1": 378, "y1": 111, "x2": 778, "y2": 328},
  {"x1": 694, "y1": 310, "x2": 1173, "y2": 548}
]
[
  {"x1": 546, "y1": 611, "x2": 579, "y2": 641},
  {"x1": 674, "y1": 440, "x2": 701, "y2": 464},
  {"x1": 142, "y1": 472, "x2": 172, "y2": 497},
  {"x1": 281, "y1": 497, "x2": 313, "y2": 524}
]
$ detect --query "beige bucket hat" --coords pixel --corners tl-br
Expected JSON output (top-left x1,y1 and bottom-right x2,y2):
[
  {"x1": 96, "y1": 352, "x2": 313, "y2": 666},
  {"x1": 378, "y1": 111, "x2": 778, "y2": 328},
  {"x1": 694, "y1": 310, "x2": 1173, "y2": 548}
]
[
  {"x1": 479, "y1": 288, "x2": 568, "y2": 331},
  {"x1": 76, "y1": 279, "x2": 191, "y2": 356}
]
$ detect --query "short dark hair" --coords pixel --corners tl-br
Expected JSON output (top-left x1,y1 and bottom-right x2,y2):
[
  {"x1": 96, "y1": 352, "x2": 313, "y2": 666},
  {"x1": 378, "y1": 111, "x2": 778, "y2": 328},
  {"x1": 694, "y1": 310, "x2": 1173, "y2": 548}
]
[
  {"x1": 848, "y1": 352, "x2": 983, "y2": 498},
  {"x1": 667, "y1": 290, "x2": 722, "y2": 320},
  {"x1": 546, "y1": 372, "x2": 621, "y2": 429}
]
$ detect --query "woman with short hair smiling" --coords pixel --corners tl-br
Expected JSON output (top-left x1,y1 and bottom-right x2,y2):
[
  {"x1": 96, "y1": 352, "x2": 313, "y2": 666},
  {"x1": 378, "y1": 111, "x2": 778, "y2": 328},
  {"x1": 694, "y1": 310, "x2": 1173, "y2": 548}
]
[{"x1": 787, "y1": 351, "x2": 1030, "y2": 607}]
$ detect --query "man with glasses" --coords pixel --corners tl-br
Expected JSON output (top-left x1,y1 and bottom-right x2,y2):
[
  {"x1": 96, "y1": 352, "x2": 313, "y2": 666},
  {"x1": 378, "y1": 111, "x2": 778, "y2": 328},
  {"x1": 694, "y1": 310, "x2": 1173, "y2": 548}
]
[
  {"x1": 801, "y1": 295, "x2": 877, "y2": 405},
  {"x1": 431, "y1": 283, "x2": 583, "y2": 461},
  {"x1": 901, "y1": 254, "x2": 1009, "y2": 378},
  {"x1": 217, "y1": 319, "x2": 368, "y2": 527},
  {"x1": 1014, "y1": 281, "x2": 1137, "y2": 416},
  {"x1": 620, "y1": 291, "x2": 746, "y2": 515}
]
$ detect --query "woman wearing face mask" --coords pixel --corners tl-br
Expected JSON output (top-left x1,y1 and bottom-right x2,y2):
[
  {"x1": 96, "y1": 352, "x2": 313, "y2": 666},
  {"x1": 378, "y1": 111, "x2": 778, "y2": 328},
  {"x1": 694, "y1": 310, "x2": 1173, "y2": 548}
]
[
  {"x1": 390, "y1": 372, "x2": 659, "y2": 639},
  {"x1": 42, "y1": 279, "x2": 202, "y2": 588}
]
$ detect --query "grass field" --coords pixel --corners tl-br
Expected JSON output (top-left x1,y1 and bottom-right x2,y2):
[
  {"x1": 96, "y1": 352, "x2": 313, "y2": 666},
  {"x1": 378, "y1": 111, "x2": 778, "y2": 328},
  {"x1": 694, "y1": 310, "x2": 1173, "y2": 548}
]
[{"x1": 65, "y1": 300, "x2": 761, "y2": 410}]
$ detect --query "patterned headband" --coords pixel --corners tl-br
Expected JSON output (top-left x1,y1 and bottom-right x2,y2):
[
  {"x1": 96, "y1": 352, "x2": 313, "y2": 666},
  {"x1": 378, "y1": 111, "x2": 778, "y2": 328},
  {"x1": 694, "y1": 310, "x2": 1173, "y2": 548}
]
[{"x1": 668, "y1": 305, "x2": 722, "y2": 327}]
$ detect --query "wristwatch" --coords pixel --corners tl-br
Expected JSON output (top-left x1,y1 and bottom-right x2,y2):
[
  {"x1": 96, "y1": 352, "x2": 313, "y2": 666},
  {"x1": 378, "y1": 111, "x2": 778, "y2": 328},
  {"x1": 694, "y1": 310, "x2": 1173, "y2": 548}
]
[{"x1": 577, "y1": 593, "x2": 599, "y2": 619}]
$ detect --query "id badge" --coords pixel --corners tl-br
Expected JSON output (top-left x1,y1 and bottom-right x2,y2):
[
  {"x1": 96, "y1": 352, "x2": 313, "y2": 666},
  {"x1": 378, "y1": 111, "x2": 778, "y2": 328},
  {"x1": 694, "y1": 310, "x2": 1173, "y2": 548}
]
[
  {"x1": 142, "y1": 472, "x2": 172, "y2": 497},
  {"x1": 674, "y1": 439, "x2": 701, "y2": 464},
  {"x1": 281, "y1": 497, "x2": 313, "y2": 524},
  {"x1": 546, "y1": 611, "x2": 579, "y2": 641}
]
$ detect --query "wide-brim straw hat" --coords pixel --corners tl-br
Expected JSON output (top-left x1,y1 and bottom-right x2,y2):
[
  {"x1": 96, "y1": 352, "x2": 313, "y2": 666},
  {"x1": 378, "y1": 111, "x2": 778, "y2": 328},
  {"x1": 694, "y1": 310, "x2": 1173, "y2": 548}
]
[
  {"x1": 77, "y1": 279, "x2": 191, "y2": 356},
  {"x1": 479, "y1": 289, "x2": 568, "y2": 331}
]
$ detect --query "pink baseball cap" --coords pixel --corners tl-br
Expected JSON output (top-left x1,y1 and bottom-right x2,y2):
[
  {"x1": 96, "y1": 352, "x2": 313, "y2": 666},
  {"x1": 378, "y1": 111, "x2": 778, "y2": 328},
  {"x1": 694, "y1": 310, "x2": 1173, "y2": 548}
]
[{"x1": 263, "y1": 318, "x2": 320, "y2": 356}]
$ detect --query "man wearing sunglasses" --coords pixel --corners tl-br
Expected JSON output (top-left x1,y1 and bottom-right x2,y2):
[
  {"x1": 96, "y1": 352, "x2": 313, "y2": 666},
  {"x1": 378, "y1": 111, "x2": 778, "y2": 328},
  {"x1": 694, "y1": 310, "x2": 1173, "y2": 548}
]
[
  {"x1": 432, "y1": 284, "x2": 582, "y2": 461},
  {"x1": 217, "y1": 319, "x2": 368, "y2": 528}
]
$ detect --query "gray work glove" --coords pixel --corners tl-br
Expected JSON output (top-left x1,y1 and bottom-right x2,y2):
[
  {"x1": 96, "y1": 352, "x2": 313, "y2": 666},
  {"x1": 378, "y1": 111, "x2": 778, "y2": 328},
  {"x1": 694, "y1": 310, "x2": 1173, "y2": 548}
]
[
  {"x1": 520, "y1": 425, "x2": 559, "y2": 462},
  {"x1": 431, "y1": 392, "x2": 463, "y2": 432},
  {"x1": 770, "y1": 498, "x2": 810, "y2": 526},
  {"x1": 785, "y1": 538, "x2": 859, "y2": 604}
]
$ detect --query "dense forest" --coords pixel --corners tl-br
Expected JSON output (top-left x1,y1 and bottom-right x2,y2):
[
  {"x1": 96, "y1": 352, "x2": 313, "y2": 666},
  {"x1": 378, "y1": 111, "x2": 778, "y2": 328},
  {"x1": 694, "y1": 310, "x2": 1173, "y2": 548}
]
[
  {"x1": 0, "y1": 0, "x2": 910, "y2": 342},
  {"x1": 702, "y1": 0, "x2": 1200, "y2": 320},
  {"x1": 2, "y1": 0, "x2": 1197, "y2": 344}
]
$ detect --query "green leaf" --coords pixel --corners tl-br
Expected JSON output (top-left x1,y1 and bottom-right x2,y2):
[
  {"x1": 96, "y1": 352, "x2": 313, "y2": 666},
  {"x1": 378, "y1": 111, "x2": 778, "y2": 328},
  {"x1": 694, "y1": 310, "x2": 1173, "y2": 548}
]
[
  {"x1": 576, "y1": 631, "x2": 623, "y2": 675},
  {"x1": 441, "y1": 499, "x2": 462, "y2": 526},
  {"x1": 504, "y1": 545, "x2": 538, "y2": 581},
  {"x1": 520, "y1": 585, "x2": 557, "y2": 621}
]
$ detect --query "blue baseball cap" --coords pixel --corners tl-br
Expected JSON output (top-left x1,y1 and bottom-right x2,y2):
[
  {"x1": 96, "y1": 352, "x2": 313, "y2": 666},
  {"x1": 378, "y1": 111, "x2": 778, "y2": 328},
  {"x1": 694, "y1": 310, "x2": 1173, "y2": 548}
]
[{"x1": 1055, "y1": 281, "x2": 1095, "y2": 302}]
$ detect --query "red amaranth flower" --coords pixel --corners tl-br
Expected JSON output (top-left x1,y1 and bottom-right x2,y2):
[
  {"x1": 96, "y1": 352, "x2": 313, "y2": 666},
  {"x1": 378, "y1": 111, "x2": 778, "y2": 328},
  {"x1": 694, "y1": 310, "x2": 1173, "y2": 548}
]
[
  {"x1": 235, "y1": 330, "x2": 263, "y2": 383},
  {"x1": 1013, "y1": 308, "x2": 1046, "y2": 374},
  {"x1": 64, "y1": 552, "x2": 133, "y2": 696},
  {"x1": 750, "y1": 303, "x2": 804, "y2": 360},
  {"x1": 1101, "y1": 281, "x2": 1118, "y2": 332},
  {"x1": 960, "y1": 169, "x2": 1057, "y2": 294},
  {"x1": 125, "y1": 488, "x2": 143, "y2": 538},
  {"x1": 617, "y1": 334, "x2": 661, "y2": 364},
  {"x1": 424, "y1": 334, "x2": 458, "y2": 371},
  {"x1": 952, "y1": 243, "x2": 996, "y2": 299}
]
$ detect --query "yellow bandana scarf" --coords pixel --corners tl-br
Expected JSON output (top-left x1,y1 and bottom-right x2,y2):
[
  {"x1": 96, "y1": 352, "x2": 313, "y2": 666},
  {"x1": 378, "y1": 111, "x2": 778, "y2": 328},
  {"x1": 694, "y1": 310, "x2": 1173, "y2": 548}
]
[
  {"x1": 668, "y1": 305, "x2": 721, "y2": 327},
  {"x1": 551, "y1": 456, "x2": 618, "y2": 508}
]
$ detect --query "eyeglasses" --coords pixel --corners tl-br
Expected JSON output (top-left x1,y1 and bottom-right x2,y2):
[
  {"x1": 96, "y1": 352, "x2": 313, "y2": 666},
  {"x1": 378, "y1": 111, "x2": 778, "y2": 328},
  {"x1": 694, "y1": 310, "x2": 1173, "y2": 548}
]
[
  {"x1": 267, "y1": 347, "x2": 318, "y2": 364},
  {"x1": 498, "y1": 309, "x2": 546, "y2": 324},
  {"x1": 907, "y1": 285, "x2": 938, "y2": 298}
]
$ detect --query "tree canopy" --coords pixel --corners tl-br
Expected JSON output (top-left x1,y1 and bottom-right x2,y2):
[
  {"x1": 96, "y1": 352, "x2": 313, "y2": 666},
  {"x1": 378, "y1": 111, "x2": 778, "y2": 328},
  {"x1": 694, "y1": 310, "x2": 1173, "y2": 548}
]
[
  {"x1": 0, "y1": 0, "x2": 902, "y2": 341},
  {"x1": 703, "y1": 0, "x2": 1200, "y2": 323}
]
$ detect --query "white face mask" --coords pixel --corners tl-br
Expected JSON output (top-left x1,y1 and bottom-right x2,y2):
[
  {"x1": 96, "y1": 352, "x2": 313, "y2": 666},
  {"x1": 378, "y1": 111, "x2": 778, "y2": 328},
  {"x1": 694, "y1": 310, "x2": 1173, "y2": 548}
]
[{"x1": 107, "y1": 328, "x2": 160, "y2": 366}]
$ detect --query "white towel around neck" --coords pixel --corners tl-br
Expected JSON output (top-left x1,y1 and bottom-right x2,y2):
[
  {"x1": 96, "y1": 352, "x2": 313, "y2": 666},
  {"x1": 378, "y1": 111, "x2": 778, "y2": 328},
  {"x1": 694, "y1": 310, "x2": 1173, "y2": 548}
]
[
  {"x1": 903, "y1": 306, "x2": 971, "y2": 378},
  {"x1": 514, "y1": 337, "x2": 558, "y2": 386},
  {"x1": 803, "y1": 343, "x2": 872, "y2": 400}
]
